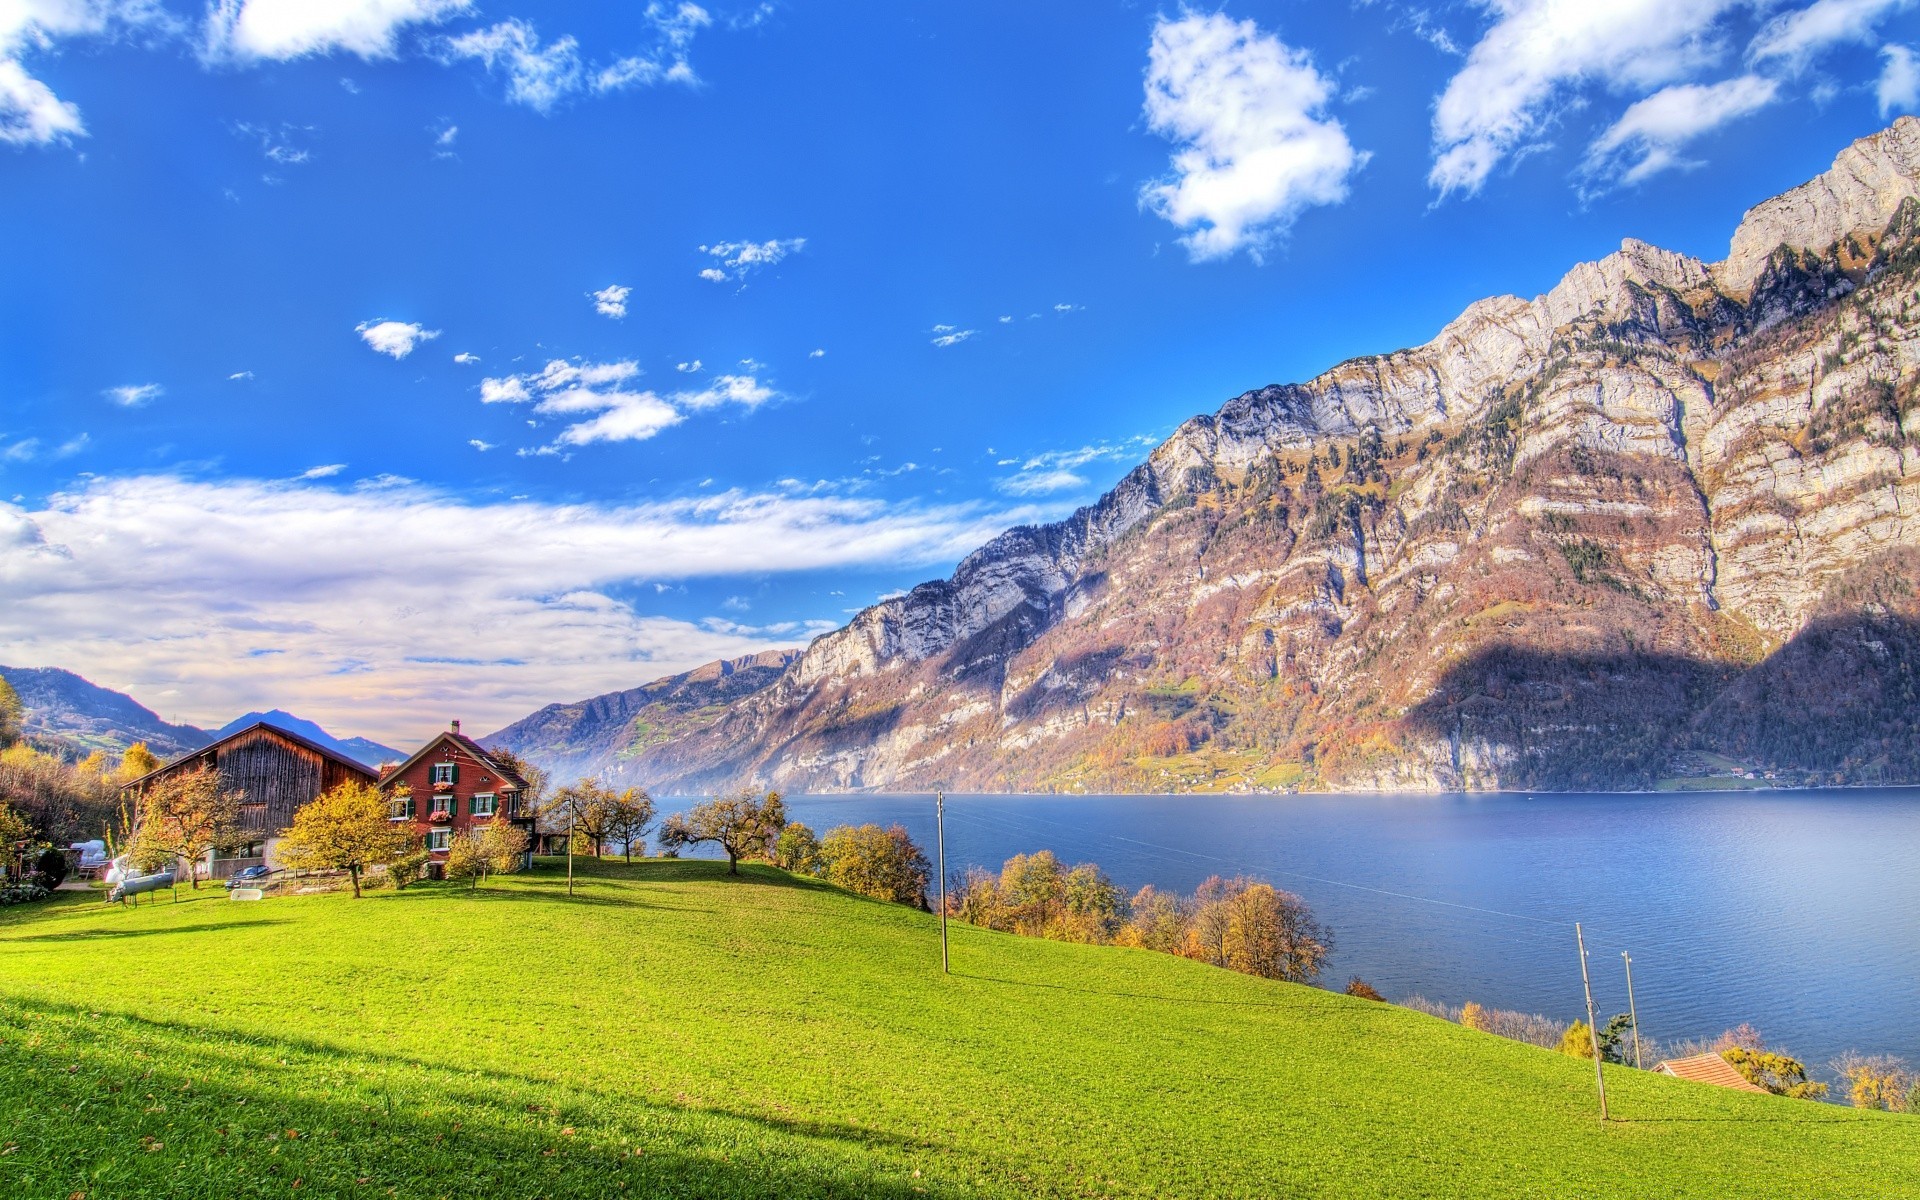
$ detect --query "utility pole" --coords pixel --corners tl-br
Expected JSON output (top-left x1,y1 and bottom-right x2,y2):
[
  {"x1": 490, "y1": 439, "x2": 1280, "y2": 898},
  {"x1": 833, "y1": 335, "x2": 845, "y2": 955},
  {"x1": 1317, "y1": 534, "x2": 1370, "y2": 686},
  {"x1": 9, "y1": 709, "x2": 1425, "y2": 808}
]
[
  {"x1": 935, "y1": 786, "x2": 949, "y2": 975},
  {"x1": 1622, "y1": 951, "x2": 1643, "y2": 1070},
  {"x1": 1576, "y1": 923, "x2": 1608, "y2": 1120},
  {"x1": 567, "y1": 808, "x2": 575, "y2": 898}
]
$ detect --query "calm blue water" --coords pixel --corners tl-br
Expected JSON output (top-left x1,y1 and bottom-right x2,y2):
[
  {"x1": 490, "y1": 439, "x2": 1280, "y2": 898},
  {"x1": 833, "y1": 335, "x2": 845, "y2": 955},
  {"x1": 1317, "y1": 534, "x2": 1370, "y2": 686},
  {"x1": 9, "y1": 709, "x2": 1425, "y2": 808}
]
[{"x1": 760, "y1": 789, "x2": 1920, "y2": 1075}]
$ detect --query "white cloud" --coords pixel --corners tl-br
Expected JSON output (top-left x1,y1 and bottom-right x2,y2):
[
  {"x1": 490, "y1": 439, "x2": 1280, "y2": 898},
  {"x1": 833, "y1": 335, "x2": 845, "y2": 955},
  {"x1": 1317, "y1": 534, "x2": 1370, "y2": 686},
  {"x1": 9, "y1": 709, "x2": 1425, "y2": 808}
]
[
  {"x1": 1140, "y1": 12, "x2": 1364, "y2": 262},
  {"x1": 228, "y1": 370, "x2": 255, "y2": 380},
  {"x1": 999, "y1": 469, "x2": 1088, "y2": 496},
  {"x1": 479, "y1": 356, "x2": 778, "y2": 448},
  {"x1": 697, "y1": 237, "x2": 805, "y2": 282},
  {"x1": 592, "y1": 283, "x2": 632, "y2": 319},
  {"x1": 1880, "y1": 43, "x2": 1920, "y2": 114},
  {"x1": 105, "y1": 383, "x2": 163, "y2": 407},
  {"x1": 300, "y1": 463, "x2": 346, "y2": 479},
  {"x1": 0, "y1": 0, "x2": 170, "y2": 147},
  {"x1": 2, "y1": 437, "x2": 40, "y2": 463},
  {"x1": 435, "y1": 122, "x2": 457, "y2": 146},
  {"x1": 0, "y1": 473, "x2": 1033, "y2": 741},
  {"x1": 808, "y1": 348, "x2": 825, "y2": 358},
  {"x1": 444, "y1": 5, "x2": 709, "y2": 112},
  {"x1": 204, "y1": 0, "x2": 472, "y2": 62},
  {"x1": 1584, "y1": 74, "x2": 1778, "y2": 185},
  {"x1": 453, "y1": 352, "x2": 480, "y2": 365},
  {"x1": 676, "y1": 359, "x2": 703, "y2": 373},
  {"x1": 356, "y1": 318, "x2": 440, "y2": 359},
  {"x1": 468, "y1": 438, "x2": 495, "y2": 451},
  {"x1": 1429, "y1": 0, "x2": 1743, "y2": 198},
  {"x1": 1751, "y1": 0, "x2": 1914, "y2": 67},
  {"x1": 931, "y1": 329, "x2": 976, "y2": 347}
]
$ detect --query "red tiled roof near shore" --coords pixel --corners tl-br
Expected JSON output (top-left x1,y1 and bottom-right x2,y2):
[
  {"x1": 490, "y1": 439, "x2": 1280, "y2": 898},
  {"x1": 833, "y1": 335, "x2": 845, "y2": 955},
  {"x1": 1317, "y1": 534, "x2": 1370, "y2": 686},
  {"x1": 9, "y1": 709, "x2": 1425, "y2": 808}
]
[{"x1": 1654, "y1": 1053, "x2": 1769, "y2": 1093}]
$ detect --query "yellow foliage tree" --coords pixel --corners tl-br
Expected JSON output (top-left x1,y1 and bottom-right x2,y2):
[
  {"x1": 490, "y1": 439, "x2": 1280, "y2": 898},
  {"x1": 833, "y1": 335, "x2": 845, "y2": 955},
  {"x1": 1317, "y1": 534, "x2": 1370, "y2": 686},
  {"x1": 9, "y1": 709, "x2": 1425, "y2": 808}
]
[
  {"x1": 445, "y1": 818, "x2": 530, "y2": 890},
  {"x1": 1460, "y1": 1002, "x2": 1489, "y2": 1032},
  {"x1": 279, "y1": 780, "x2": 413, "y2": 898},
  {"x1": 1558, "y1": 1020, "x2": 1594, "y2": 1059},
  {"x1": 130, "y1": 764, "x2": 241, "y2": 888},
  {"x1": 114, "y1": 742, "x2": 161, "y2": 785}
]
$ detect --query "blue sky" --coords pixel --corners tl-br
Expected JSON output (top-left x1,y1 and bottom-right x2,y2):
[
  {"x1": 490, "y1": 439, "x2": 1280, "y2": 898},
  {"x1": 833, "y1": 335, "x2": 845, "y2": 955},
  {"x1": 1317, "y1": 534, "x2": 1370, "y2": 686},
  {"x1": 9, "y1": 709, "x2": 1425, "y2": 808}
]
[{"x1": 1, "y1": 0, "x2": 1915, "y2": 745}]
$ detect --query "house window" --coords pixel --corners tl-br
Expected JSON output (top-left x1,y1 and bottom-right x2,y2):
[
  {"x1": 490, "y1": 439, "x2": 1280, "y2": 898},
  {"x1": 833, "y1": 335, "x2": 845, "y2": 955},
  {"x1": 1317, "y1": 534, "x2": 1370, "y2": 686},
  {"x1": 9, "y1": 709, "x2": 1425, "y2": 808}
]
[
  {"x1": 431, "y1": 762, "x2": 456, "y2": 785},
  {"x1": 388, "y1": 795, "x2": 416, "y2": 821},
  {"x1": 471, "y1": 793, "x2": 497, "y2": 818},
  {"x1": 426, "y1": 829, "x2": 451, "y2": 852}
]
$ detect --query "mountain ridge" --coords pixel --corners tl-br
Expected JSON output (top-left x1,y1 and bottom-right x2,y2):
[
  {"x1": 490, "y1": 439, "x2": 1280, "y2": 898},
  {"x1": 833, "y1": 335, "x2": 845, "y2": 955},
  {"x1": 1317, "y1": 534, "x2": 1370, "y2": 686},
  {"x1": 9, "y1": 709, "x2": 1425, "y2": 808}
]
[{"x1": 578, "y1": 116, "x2": 1920, "y2": 794}]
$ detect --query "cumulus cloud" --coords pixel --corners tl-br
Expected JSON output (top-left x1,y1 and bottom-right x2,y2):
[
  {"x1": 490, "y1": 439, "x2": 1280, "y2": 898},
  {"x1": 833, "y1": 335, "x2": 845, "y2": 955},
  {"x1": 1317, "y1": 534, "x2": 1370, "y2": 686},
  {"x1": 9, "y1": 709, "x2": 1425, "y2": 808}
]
[
  {"x1": 453, "y1": 351, "x2": 480, "y2": 364},
  {"x1": 1, "y1": 0, "x2": 169, "y2": 147},
  {"x1": 1750, "y1": 0, "x2": 1914, "y2": 68},
  {"x1": 444, "y1": 5, "x2": 708, "y2": 112},
  {"x1": 697, "y1": 237, "x2": 805, "y2": 283},
  {"x1": 0, "y1": 473, "x2": 1032, "y2": 741},
  {"x1": 592, "y1": 283, "x2": 632, "y2": 319},
  {"x1": 808, "y1": 348, "x2": 825, "y2": 358},
  {"x1": 1880, "y1": 43, "x2": 1920, "y2": 114},
  {"x1": 356, "y1": 318, "x2": 440, "y2": 359},
  {"x1": 105, "y1": 383, "x2": 163, "y2": 407},
  {"x1": 479, "y1": 357, "x2": 778, "y2": 449},
  {"x1": 1429, "y1": 0, "x2": 1743, "y2": 198},
  {"x1": 1139, "y1": 11, "x2": 1364, "y2": 262},
  {"x1": 1583, "y1": 74, "x2": 1778, "y2": 186},
  {"x1": 204, "y1": 0, "x2": 472, "y2": 62}
]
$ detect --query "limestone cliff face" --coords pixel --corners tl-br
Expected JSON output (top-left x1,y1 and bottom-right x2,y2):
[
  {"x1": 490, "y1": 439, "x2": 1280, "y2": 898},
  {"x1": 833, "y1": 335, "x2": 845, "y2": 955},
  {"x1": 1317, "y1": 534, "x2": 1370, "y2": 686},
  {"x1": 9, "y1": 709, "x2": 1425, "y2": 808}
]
[{"x1": 603, "y1": 118, "x2": 1920, "y2": 794}]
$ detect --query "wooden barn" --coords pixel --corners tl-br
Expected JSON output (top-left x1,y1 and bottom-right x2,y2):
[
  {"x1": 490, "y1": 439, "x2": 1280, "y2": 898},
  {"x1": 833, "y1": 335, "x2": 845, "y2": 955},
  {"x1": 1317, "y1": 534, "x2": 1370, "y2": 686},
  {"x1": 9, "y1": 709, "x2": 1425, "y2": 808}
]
[{"x1": 122, "y1": 721, "x2": 379, "y2": 876}]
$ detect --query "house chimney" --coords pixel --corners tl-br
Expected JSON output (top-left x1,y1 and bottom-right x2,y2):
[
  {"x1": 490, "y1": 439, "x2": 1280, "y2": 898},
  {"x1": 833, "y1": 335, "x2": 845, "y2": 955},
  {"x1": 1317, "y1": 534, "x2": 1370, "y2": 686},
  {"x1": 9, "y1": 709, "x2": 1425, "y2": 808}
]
[{"x1": 451, "y1": 719, "x2": 461, "y2": 734}]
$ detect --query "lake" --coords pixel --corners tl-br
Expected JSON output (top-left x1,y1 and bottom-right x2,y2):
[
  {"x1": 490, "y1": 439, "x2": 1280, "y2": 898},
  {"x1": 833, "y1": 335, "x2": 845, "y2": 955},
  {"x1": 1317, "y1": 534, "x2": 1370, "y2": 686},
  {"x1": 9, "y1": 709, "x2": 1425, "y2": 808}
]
[{"x1": 756, "y1": 788, "x2": 1920, "y2": 1076}]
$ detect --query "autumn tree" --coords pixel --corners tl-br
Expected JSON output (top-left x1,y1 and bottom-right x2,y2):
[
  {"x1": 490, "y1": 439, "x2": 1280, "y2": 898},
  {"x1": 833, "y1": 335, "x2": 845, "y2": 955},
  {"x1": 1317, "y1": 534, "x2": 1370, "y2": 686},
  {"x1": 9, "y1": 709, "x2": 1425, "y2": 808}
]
[
  {"x1": 129, "y1": 764, "x2": 242, "y2": 888},
  {"x1": 547, "y1": 780, "x2": 620, "y2": 856},
  {"x1": 278, "y1": 780, "x2": 413, "y2": 898},
  {"x1": 818, "y1": 823, "x2": 930, "y2": 908},
  {"x1": 1060, "y1": 862, "x2": 1125, "y2": 943},
  {"x1": 446, "y1": 819, "x2": 530, "y2": 890},
  {"x1": 1558, "y1": 1020, "x2": 1595, "y2": 1059},
  {"x1": 1114, "y1": 884, "x2": 1187, "y2": 953},
  {"x1": 0, "y1": 676, "x2": 21, "y2": 748},
  {"x1": 773, "y1": 822, "x2": 823, "y2": 875},
  {"x1": 1832, "y1": 1053, "x2": 1916, "y2": 1112},
  {"x1": 998, "y1": 850, "x2": 1067, "y2": 935},
  {"x1": 0, "y1": 801, "x2": 30, "y2": 857},
  {"x1": 605, "y1": 788, "x2": 657, "y2": 861},
  {"x1": 483, "y1": 746, "x2": 549, "y2": 811},
  {"x1": 114, "y1": 742, "x2": 161, "y2": 785},
  {"x1": 1722, "y1": 1046, "x2": 1827, "y2": 1100},
  {"x1": 657, "y1": 791, "x2": 786, "y2": 874},
  {"x1": 1220, "y1": 881, "x2": 1332, "y2": 983},
  {"x1": 1344, "y1": 977, "x2": 1385, "y2": 1001}
]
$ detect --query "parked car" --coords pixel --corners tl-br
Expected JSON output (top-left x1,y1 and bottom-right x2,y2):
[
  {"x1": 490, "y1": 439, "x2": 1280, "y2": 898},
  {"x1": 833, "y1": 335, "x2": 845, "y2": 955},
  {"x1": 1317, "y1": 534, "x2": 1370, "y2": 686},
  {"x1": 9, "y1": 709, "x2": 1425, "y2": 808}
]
[{"x1": 224, "y1": 865, "x2": 273, "y2": 890}]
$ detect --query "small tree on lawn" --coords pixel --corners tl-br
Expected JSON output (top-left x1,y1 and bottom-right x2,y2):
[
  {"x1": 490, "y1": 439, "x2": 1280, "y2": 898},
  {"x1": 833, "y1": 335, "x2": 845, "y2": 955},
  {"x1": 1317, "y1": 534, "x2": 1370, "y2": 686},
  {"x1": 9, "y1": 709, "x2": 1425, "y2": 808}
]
[
  {"x1": 130, "y1": 764, "x2": 242, "y2": 888},
  {"x1": 605, "y1": 788, "x2": 657, "y2": 861},
  {"x1": 657, "y1": 791, "x2": 786, "y2": 874},
  {"x1": 818, "y1": 823, "x2": 930, "y2": 907},
  {"x1": 278, "y1": 780, "x2": 413, "y2": 898},
  {"x1": 547, "y1": 780, "x2": 620, "y2": 856},
  {"x1": 446, "y1": 820, "x2": 530, "y2": 890},
  {"x1": 773, "y1": 822, "x2": 823, "y2": 875}
]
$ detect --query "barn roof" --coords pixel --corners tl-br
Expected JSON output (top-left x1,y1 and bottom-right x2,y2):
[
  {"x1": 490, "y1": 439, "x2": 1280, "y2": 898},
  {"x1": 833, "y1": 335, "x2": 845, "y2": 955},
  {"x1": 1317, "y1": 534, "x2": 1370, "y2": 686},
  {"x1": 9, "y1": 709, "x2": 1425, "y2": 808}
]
[
  {"x1": 1654, "y1": 1053, "x2": 1770, "y2": 1093},
  {"x1": 120, "y1": 719, "x2": 380, "y2": 791},
  {"x1": 377, "y1": 725, "x2": 530, "y2": 792}
]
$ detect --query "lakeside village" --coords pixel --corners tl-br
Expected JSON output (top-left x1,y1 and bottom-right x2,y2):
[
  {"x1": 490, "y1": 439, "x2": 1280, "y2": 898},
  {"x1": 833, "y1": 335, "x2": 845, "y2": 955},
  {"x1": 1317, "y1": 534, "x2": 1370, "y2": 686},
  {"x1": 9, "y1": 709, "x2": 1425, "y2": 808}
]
[{"x1": 2, "y1": 709, "x2": 1918, "y2": 1115}]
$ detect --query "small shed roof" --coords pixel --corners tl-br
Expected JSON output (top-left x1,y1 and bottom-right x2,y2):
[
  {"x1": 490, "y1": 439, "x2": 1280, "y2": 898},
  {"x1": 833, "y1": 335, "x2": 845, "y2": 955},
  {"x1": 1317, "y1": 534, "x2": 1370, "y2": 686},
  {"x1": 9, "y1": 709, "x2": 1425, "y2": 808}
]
[{"x1": 1654, "y1": 1053, "x2": 1769, "y2": 1093}]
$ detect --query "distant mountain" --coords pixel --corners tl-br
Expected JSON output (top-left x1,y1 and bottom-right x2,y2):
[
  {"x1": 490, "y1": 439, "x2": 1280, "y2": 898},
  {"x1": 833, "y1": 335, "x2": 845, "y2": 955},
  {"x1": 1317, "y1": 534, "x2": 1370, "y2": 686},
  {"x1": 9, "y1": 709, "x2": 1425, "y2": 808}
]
[
  {"x1": 216, "y1": 710, "x2": 403, "y2": 769},
  {"x1": 0, "y1": 665, "x2": 211, "y2": 759},
  {"x1": 605, "y1": 117, "x2": 1920, "y2": 794},
  {"x1": 484, "y1": 650, "x2": 802, "y2": 784}
]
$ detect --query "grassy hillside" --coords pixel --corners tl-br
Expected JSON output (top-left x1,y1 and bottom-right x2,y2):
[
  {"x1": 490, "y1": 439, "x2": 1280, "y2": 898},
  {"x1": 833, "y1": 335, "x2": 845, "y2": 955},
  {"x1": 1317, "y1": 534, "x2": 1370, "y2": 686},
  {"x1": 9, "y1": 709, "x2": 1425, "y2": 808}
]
[{"x1": 1, "y1": 859, "x2": 1913, "y2": 1199}]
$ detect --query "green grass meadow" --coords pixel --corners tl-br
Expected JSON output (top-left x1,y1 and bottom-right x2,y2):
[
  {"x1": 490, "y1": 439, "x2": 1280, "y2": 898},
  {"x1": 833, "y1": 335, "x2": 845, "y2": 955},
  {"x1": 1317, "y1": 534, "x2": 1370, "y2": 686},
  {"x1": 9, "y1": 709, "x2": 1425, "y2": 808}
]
[{"x1": 0, "y1": 857, "x2": 1913, "y2": 1198}]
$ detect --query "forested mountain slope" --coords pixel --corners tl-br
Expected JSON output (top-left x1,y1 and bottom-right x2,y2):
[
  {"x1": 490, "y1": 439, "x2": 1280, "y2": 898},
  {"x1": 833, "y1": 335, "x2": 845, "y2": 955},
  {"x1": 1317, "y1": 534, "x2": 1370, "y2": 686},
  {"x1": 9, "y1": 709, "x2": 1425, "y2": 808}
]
[{"x1": 610, "y1": 119, "x2": 1920, "y2": 793}]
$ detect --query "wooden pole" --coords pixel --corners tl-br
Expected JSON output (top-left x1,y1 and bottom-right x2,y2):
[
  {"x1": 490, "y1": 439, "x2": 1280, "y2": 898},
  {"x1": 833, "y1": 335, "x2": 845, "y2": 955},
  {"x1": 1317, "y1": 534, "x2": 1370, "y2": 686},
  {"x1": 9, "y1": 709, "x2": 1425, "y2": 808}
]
[
  {"x1": 936, "y1": 787, "x2": 949, "y2": 975},
  {"x1": 1576, "y1": 923, "x2": 1608, "y2": 1119},
  {"x1": 567, "y1": 810, "x2": 575, "y2": 898},
  {"x1": 1622, "y1": 951, "x2": 1643, "y2": 1070}
]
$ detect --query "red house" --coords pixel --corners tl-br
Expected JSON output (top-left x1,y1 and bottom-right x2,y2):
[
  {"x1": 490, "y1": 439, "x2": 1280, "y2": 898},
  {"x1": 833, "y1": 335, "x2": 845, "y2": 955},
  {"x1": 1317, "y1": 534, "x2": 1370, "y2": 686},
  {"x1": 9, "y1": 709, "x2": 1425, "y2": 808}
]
[{"x1": 379, "y1": 721, "x2": 535, "y2": 871}]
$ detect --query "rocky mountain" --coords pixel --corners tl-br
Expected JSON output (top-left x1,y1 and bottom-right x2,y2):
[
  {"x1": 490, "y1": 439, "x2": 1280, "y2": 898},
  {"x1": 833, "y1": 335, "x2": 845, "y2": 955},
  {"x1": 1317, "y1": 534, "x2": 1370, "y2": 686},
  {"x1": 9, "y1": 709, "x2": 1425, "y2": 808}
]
[
  {"x1": 612, "y1": 118, "x2": 1920, "y2": 794},
  {"x1": 215, "y1": 710, "x2": 402, "y2": 769},
  {"x1": 483, "y1": 649, "x2": 802, "y2": 784},
  {"x1": 0, "y1": 665, "x2": 211, "y2": 759}
]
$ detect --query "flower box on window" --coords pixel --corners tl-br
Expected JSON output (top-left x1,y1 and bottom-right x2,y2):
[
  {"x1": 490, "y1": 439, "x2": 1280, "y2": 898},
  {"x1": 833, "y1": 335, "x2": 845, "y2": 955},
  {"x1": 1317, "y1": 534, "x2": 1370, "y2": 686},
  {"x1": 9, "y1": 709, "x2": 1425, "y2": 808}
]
[
  {"x1": 427, "y1": 809, "x2": 454, "y2": 824},
  {"x1": 432, "y1": 780, "x2": 453, "y2": 792}
]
